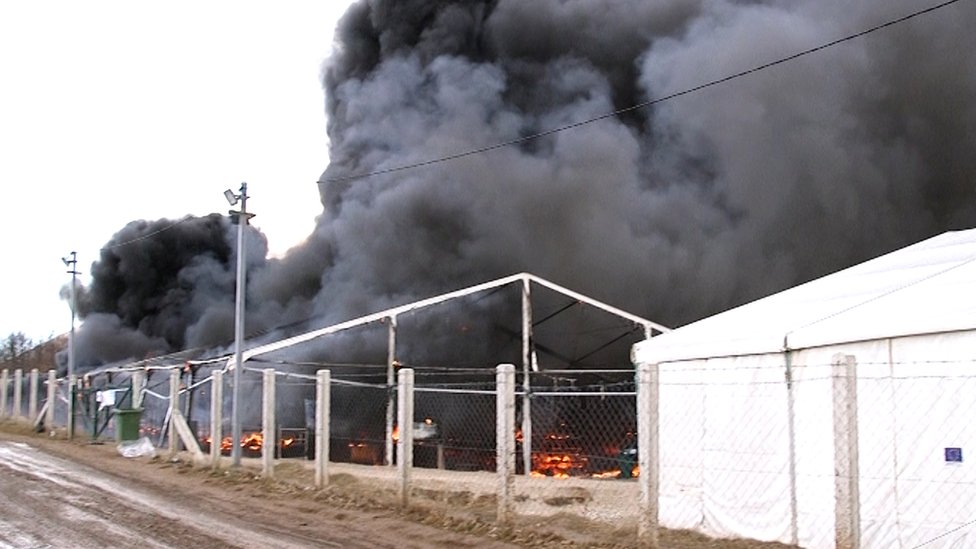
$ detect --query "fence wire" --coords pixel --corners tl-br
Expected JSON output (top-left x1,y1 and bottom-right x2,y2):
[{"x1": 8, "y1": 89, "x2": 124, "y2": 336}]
[{"x1": 3, "y1": 354, "x2": 976, "y2": 549}]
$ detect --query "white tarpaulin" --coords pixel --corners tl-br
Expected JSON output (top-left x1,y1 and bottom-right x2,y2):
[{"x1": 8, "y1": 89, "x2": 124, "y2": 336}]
[{"x1": 633, "y1": 229, "x2": 976, "y2": 548}]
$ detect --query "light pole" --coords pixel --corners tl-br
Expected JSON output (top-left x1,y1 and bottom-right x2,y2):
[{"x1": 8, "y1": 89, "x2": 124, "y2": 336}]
[
  {"x1": 224, "y1": 182, "x2": 254, "y2": 467},
  {"x1": 61, "y1": 252, "x2": 79, "y2": 439}
]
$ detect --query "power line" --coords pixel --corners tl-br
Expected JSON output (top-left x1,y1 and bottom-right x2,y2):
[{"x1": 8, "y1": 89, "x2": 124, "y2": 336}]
[
  {"x1": 317, "y1": 0, "x2": 965, "y2": 185},
  {"x1": 99, "y1": 215, "x2": 194, "y2": 251}
]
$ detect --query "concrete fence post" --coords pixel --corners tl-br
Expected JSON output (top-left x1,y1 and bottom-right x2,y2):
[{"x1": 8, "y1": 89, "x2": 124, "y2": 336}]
[
  {"x1": 397, "y1": 368, "x2": 414, "y2": 507},
  {"x1": 131, "y1": 370, "x2": 145, "y2": 409},
  {"x1": 210, "y1": 370, "x2": 224, "y2": 469},
  {"x1": 832, "y1": 353, "x2": 860, "y2": 549},
  {"x1": 0, "y1": 369, "x2": 8, "y2": 418},
  {"x1": 28, "y1": 369, "x2": 39, "y2": 420},
  {"x1": 262, "y1": 368, "x2": 276, "y2": 479},
  {"x1": 636, "y1": 361, "x2": 660, "y2": 548},
  {"x1": 315, "y1": 369, "x2": 331, "y2": 488},
  {"x1": 496, "y1": 363, "x2": 516, "y2": 525},
  {"x1": 169, "y1": 368, "x2": 181, "y2": 455},
  {"x1": 45, "y1": 370, "x2": 56, "y2": 432},
  {"x1": 67, "y1": 374, "x2": 77, "y2": 439},
  {"x1": 13, "y1": 369, "x2": 23, "y2": 418}
]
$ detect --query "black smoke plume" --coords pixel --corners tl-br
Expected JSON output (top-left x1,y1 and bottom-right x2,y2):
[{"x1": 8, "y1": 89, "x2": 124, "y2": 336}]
[{"x1": 66, "y1": 0, "x2": 976, "y2": 369}]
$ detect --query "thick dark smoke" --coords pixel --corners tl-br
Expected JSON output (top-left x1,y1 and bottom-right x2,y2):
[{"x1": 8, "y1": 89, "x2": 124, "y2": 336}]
[
  {"x1": 65, "y1": 215, "x2": 269, "y2": 367},
  {"x1": 66, "y1": 0, "x2": 976, "y2": 368}
]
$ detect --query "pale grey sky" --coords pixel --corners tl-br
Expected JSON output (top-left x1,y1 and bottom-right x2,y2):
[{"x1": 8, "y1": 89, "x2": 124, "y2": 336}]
[{"x1": 0, "y1": 1, "x2": 354, "y2": 343}]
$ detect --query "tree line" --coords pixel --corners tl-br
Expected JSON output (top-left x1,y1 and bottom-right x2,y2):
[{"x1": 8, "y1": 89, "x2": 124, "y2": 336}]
[{"x1": 0, "y1": 332, "x2": 63, "y2": 373}]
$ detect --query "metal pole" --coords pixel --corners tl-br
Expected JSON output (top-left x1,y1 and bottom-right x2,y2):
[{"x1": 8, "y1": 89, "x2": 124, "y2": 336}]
[
  {"x1": 385, "y1": 315, "x2": 397, "y2": 467},
  {"x1": 230, "y1": 182, "x2": 249, "y2": 467},
  {"x1": 66, "y1": 252, "x2": 77, "y2": 382},
  {"x1": 520, "y1": 277, "x2": 533, "y2": 476},
  {"x1": 65, "y1": 251, "x2": 78, "y2": 439}
]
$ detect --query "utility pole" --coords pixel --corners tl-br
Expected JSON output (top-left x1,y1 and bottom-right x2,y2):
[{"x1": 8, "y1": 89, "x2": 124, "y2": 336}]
[
  {"x1": 62, "y1": 252, "x2": 79, "y2": 439},
  {"x1": 224, "y1": 183, "x2": 254, "y2": 467}
]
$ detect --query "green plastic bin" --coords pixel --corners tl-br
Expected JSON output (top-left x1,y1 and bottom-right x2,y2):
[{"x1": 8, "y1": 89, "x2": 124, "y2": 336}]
[{"x1": 114, "y1": 408, "x2": 144, "y2": 442}]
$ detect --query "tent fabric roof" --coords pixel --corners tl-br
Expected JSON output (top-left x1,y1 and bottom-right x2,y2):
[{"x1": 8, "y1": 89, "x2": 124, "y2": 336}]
[{"x1": 633, "y1": 229, "x2": 976, "y2": 364}]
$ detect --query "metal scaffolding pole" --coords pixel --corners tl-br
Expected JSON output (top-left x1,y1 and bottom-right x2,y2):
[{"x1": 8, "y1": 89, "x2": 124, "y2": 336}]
[
  {"x1": 385, "y1": 315, "x2": 398, "y2": 467},
  {"x1": 520, "y1": 276, "x2": 533, "y2": 476}
]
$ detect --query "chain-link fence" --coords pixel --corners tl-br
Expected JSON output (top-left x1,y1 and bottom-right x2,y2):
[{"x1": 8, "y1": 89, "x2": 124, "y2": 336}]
[
  {"x1": 853, "y1": 357, "x2": 976, "y2": 549},
  {"x1": 4, "y1": 349, "x2": 976, "y2": 549},
  {"x1": 509, "y1": 372, "x2": 640, "y2": 527},
  {"x1": 644, "y1": 350, "x2": 976, "y2": 549}
]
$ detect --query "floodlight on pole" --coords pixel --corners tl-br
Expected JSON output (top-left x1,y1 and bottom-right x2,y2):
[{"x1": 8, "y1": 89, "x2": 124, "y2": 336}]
[
  {"x1": 224, "y1": 189, "x2": 239, "y2": 206},
  {"x1": 225, "y1": 182, "x2": 254, "y2": 467}
]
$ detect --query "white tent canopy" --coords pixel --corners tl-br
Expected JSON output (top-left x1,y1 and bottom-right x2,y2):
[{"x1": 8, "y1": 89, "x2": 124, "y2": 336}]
[{"x1": 634, "y1": 229, "x2": 976, "y2": 363}]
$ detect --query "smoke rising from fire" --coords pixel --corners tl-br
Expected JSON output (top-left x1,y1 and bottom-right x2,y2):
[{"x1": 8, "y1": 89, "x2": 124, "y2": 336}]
[{"x1": 66, "y1": 0, "x2": 976, "y2": 369}]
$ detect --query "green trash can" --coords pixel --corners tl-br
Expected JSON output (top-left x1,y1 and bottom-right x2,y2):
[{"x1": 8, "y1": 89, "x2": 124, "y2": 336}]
[{"x1": 114, "y1": 408, "x2": 144, "y2": 442}]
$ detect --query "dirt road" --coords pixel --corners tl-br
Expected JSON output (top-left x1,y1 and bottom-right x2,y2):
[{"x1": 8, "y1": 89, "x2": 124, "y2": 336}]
[
  {"x1": 0, "y1": 439, "x2": 312, "y2": 548},
  {"x1": 0, "y1": 423, "x2": 800, "y2": 549},
  {"x1": 0, "y1": 429, "x2": 522, "y2": 549}
]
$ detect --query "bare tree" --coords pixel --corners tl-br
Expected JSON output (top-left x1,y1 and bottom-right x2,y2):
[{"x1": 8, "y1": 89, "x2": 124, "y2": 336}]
[
  {"x1": 1, "y1": 332, "x2": 32, "y2": 364},
  {"x1": 0, "y1": 333, "x2": 62, "y2": 373}
]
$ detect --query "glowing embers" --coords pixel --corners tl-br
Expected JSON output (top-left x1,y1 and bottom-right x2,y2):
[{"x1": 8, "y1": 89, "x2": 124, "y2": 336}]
[
  {"x1": 530, "y1": 432, "x2": 587, "y2": 478},
  {"x1": 528, "y1": 431, "x2": 639, "y2": 480},
  {"x1": 202, "y1": 427, "x2": 307, "y2": 458}
]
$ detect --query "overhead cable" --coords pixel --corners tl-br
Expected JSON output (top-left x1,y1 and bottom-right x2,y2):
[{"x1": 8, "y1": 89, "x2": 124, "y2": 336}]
[{"x1": 317, "y1": 0, "x2": 964, "y2": 185}]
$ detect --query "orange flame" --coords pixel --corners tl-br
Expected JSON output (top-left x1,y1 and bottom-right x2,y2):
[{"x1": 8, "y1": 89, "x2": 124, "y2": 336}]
[
  {"x1": 527, "y1": 432, "x2": 641, "y2": 480},
  {"x1": 242, "y1": 432, "x2": 263, "y2": 451},
  {"x1": 202, "y1": 431, "x2": 299, "y2": 454}
]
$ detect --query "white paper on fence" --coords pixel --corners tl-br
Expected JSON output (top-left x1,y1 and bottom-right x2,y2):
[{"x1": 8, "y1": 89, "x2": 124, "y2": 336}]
[
  {"x1": 117, "y1": 437, "x2": 156, "y2": 458},
  {"x1": 414, "y1": 422, "x2": 438, "y2": 440},
  {"x1": 96, "y1": 390, "x2": 117, "y2": 409}
]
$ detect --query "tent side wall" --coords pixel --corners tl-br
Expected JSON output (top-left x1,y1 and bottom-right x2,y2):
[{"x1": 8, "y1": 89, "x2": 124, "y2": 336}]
[
  {"x1": 639, "y1": 328, "x2": 976, "y2": 549},
  {"x1": 658, "y1": 352, "x2": 803, "y2": 544}
]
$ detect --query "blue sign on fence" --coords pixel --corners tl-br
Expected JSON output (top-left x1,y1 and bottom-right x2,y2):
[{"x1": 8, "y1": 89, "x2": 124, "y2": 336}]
[{"x1": 945, "y1": 447, "x2": 963, "y2": 463}]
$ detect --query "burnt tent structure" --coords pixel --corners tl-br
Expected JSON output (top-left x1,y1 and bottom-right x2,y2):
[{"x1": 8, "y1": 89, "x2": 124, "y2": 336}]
[
  {"x1": 72, "y1": 273, "x2": 668, "y2": 478},
  {"x1": 237, "y1": 272, "x2": 669, "y2": 473}
]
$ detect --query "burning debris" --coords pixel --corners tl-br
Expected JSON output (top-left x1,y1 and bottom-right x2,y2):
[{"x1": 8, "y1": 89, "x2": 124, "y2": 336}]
[{"x1": 201, "y1": 428, "x2": 307, "y2": 459}]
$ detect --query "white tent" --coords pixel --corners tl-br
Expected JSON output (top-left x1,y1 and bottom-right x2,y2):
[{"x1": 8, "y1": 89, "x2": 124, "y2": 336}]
[{"x1": 632, "y1": 229, "x2": 976, "y2": 549}]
